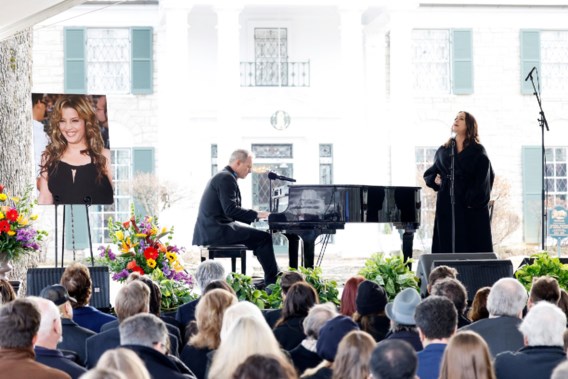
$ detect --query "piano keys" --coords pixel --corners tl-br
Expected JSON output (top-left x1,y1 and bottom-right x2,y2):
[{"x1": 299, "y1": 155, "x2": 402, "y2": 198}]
[{"x1": 268, "y1": 184, "x2": 421, "y2": 268}]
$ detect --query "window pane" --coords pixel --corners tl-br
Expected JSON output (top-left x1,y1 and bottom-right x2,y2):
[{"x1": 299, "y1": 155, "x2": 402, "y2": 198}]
[
  {"x1": 557, "y1": 179, "x2": 567, "y2": 192},
  {"x1": 412, "y1": 29, "x2": 450, "y2": 92},
  {"x1": 541, "y1": 31, "x2": 568, "y2": 94},
  {"x1": 546, "y1": 163, "x2": 555, "y2": 176},
  {"x1": 86, "y1": 28, "x2": 130, "y2": 93},
  {"x1": 556, "y1": 163, "x2": 566, "y2": 177}
]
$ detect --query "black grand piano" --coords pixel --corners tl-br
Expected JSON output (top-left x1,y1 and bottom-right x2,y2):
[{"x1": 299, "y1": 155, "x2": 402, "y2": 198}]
[{"x1": 268, "y1": 185, "x2": 421, "y2": 268}]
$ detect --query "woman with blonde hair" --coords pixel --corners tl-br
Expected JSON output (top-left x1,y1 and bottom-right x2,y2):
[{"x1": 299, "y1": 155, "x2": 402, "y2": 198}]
[
  {"x1": 331, "y1": 330, "x2": 375, "y2": 379},
  {"x1": 209, "y1": 315, "x2": 288, "y2": 379},
  {"x1": 180, "y1": 288, "x2": 237, "y2": 379},
  {"x1": 439, "y1": 331, "x2": 496, "y2": 379},
  {"x1": 96, "y1": 348, "x2": 151, "y2": 379},
  {"x1": 38, "y1": 94, "x2": 113, "y2": 205}
]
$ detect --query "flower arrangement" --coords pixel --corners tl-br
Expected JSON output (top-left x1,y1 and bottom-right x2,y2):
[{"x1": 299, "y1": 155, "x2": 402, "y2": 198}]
[
  {"x1": 98, "y1": 210, "x2": 195, "y2": 311},
  {"x1": 0, "y1": 184, "x2": 47, "y2": 260}
]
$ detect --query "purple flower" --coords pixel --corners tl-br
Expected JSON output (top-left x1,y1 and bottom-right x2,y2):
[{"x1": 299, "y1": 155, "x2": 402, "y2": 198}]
[
  {"x1": 16, "y1": 228, "x2": 36, "y2": 243},
  {"x1": 112, "y1": 269, "x2": 130, "y2": 281}
]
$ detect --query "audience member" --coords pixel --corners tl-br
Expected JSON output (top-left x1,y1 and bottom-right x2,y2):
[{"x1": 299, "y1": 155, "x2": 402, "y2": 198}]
[
  {"x1": 232, "y1": 354, "x2": 298, "y2": 379},
  {"x1": 0, "y1": 298, "x2": 70, "y2": 378},
  {"x1": 209, "y1": 315, "x2": 288, "y2": 379},
  {"x1": 460, "y1": 277, "x2": 527, "y2": 357},
  {"x1": 29, "y1": 297, "x2": 87, "y2": 378},
  {"x1": 431, "y1": 278, "x2": 471, "y2": 328},
  {"x1": 384, "y1": 288, "x2": 423, "y2": 351},
  {"x1": 32, "y1": 93, "x2": 49, "y2": 175},
  {"x1": 331, "y1": 330, "x2": 375, "y2": 379},
  {"x1": 274, "y1": 282, "x2": 319, "y2": 350},
  {"x1": 369, "y1": 339, "x2": 418, "y2": 379},
  {"x1": 86, "y1": 280, "x2": 181, "y2": 368},
  {"x1": 439, "y1": 331, "x2": 495, "y2": 379},
  {"x1": 180, "y1": 288, "x2": 237, "y2": 379},
  {"x1": 175, "y1": 261, "x2": 225, "y2": 328},
  {"x1": 353, "y1": 280, "x2": 390, "y2": 342},
  {"x1": 467, "y1": 286, "x2": 490, "y2": 322},
  {"x1": 264, "y1": 271, "x2": 305, "y2": 327},
  {"x1": 528, "y1": 275, "x2": 561, "y2": 309},
  {"x1": 338, "y1": 275, "x2": 364, "y2": 317},
  {"x1": 427, "y1": 265, "x2": 457, "y2": 294},
  {"x1": 102, "y1": 273, "x2": 183, "y2": 350},
  {"x1": 120, "y1": 313, "x2": 195, "y2": 379},
  {"x1": 290, "y1": 303, "x2": 338, "y2": 376},
  {"x1": 414, "y1": 296, "x2": 457, "y2": 379},
  {"x1": 0, "y1": 278, "x2": 17, "y2": 303},
  {"x1": 302, "y1": 315, "x2": 360, "y2": 378},
  {"x1": 552, "y1": 360, "x2": 568, "y2": 379},
  {"x1": 494, "y1": 301, "x2": 567, "y2": 379},
  {"x1": 40, "y1": 283, "x2": 95, "y2": 365},
  {"x1": 96, "y1": 348, "x2": 151, "y2": 379},
  {"x1": 60, "y1": 262, "x2": 116, "y2": 333}
]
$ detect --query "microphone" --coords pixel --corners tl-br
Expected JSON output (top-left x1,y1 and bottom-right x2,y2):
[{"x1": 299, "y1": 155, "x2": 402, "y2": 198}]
[
  {"x1": 83, "y1": 196, "x2": 92, "y2": 205},
  {"x1": 267, "y1": 171, "x2": 297, "y2": 182},
  {"x1": 525, "y1": 66, "x2": 536, "y2": 82}
]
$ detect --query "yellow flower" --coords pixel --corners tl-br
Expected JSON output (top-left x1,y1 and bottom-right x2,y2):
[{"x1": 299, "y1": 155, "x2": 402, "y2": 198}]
[
  {"x1": 0, "y1": 212, "x2": 4, "y2": 220},
  {"x1": 7, "y1": 231, "x2": 15, "y2": 236},
  {"x1": 161, "y1": 227, "x2": 168, "y2": 234},
  {"x1": 10, "y1": 196, "x2": 19, "y2": 203},
  {"x1": 166, "y1": 251, "x2": 177, "y2": 263},
  {"x1": 0, "y1": 194, "x2": 6, "y2": 201},
  {"x1": 17, "y1": 216, "x2": 29, "y2": 226},
  {"x1": 150, "y1": 227, "x2": 157, "y2": 236},
  {"x1": 135, "y1": 233, "x2": 147, "y2": 238},
  {"x1": 115, "y1": 231, "x2": 124, "y2": 241},
  {"x1": 173, "y1": 261, "x2": 183, "y2": 272},
  {"x1": 146, "y1": 258, "x2": 157, "y2": 268},
  {"x1": 30, "y1": 214, "x2": 38, "y2": 221}
]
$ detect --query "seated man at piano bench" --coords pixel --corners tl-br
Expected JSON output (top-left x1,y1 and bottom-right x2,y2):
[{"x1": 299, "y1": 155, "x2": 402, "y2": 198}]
[{"x1": 193, "y1": 149, "x2": 280, "y2": 286}]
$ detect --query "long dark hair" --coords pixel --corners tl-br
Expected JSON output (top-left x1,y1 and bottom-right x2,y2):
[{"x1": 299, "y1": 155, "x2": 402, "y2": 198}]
[
  {"x1": 444, "y1": 111, "x2": 480, "y2": 148},
  {"x1": 274, "y1": 282, "x2": 319, "y2": 328}
]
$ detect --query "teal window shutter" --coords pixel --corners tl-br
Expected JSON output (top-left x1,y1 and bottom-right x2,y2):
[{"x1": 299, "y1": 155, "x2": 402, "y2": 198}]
[
  {"x1": 520, "y1": 30, "x2": 540, "y2": 95},
  {"x1": 452, "y1": 29, "x2": 473, "y2": 94},
  {"x1": 132, "y1": 147, "x2": 155, "y2": 216},
  {"x1": 522, "y1": 146, "x2": 542, "y2": 243},
  {"x1": 131, "y1": 27, "x2": 153, "y2": 94},
  {"x1": 64, "y1": 28, "x2": 86, "y2": 93},
  {"x1": 64, "y1": 205, "x2": 90, "y2": 251}
]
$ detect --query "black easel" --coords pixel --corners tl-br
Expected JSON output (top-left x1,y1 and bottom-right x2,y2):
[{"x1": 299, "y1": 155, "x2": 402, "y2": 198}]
[
  {"x1": 53, "y1": 198, "x2": 95, "y2": 268},
  {"x1": 526, "y1": 67, "x2": 549, "y2": 250},
  {"x1": 450, "y1": 138, "x2": 456, "y2": 253}
]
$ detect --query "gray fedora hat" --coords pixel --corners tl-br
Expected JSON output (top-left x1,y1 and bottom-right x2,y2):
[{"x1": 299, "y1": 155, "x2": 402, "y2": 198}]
[{"x1": 385, "y1": 288, "x2": 421, "y2": 325}]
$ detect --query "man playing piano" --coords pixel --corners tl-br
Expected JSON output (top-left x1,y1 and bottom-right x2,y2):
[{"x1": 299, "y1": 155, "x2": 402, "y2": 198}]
[{"x1": 193, "y1": 149, "x2": 280, "y2": 286}]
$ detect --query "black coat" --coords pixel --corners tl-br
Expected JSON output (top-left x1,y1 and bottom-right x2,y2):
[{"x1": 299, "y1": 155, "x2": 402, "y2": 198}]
[
  {"x1": 274, "y1": 316, "x2": 306, "y2": 351},
  {"x1": 175, "y1": 298, "x2": 200, "y2": 334},
  {"x1": 192, "y1": 166, "x2": 258, "y2": 246},
  {"x1": 494, "y1": 346, "x2": 567, "y2": 379},
  {"x1": 459, "y1": 315, "x2": 523, "y2": 357},
  {"x1": 263, "y1": 308, "x2": 282, "y2": 328},
  {"x1": 85, "y1": 326, "x2": 179, "y2": 368},
  {"x1": 123, "y1": 344, "x2": 196, "y2": 379},
  {"x1": 289, "y1": 343, "x2": 322, "y2": 376},
  {"x1": 180, "y1": 344, "x2": 212, "y2": 379},
  {"x1": 58, "y1": 318, "x2": 96, "y2": 365},
  {"x1": 424, "y1": 142, "x2": 494, "y2": 253},
  {"x1": 34, "y1": 346, "x2": 87, "y2": 379}
]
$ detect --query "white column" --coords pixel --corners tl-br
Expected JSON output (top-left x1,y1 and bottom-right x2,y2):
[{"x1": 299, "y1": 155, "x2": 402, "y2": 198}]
[{"x1": 215, "y1": 5, "x2": 243, "y2": 138}]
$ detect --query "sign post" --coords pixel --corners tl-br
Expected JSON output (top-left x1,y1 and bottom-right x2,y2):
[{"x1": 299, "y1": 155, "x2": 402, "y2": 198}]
[{"x1": 547, "y1": 206, "x2": 568, "y2": 257}]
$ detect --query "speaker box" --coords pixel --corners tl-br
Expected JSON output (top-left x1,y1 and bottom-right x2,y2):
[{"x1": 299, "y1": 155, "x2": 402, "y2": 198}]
[
  {"x1": 26, "y1": 266, "x2": 111, "y2": 309},
  {"x1": 416, "y1": 253, "x2": 498, "y2": 297},
  {"x1": 432, "y1": 259, "x2": 514, "y2": 303}
]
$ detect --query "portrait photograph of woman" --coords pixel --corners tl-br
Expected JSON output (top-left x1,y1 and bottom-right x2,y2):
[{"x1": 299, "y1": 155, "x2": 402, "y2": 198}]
[{"x1": 36, "y1": 94, "x2": 113, "y2": 205}]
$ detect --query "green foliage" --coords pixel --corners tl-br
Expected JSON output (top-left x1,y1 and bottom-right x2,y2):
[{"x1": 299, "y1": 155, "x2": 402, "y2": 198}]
[
  {"x1": 151, "y1": 269, "x2": 197, "y2": 312},
  {"x1": 265, "y1": 266, "x2": 340, "y2": 308},
  {"x1": 359, "y1": 253, "x2": 419, "y2": 301},
  {"x1": 515, "y1": 252, "x2": 568, "y2": 292},
  {"x1": 226, "y1": 272, "x2": 269, "y2": 309}
]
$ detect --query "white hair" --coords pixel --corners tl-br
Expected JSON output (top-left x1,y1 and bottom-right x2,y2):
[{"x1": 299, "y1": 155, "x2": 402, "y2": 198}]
[
  {"x1": 520, "y1": 301, "x2": 566, "y2": 347},
  {"x1": 195, "y1": 260, "x2": 226, "y2": 290},
  {"x1": 303, "y1": 302, "x2": 339, "y2": 339},
  {"x1": 28, "y1": 296, "x2": 61, "y2": 339},
  {"x1": 220, "y1": 301, "x2": 266, "y2": 341},
  {"x1": 487, "y1": 278, "x2": 528, "y2": 317}
]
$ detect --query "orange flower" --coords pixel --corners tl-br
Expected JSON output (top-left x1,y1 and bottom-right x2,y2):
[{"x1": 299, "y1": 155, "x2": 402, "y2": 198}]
[{"x1": 126, "y1": 260, "x2": 138, "y2": 270}]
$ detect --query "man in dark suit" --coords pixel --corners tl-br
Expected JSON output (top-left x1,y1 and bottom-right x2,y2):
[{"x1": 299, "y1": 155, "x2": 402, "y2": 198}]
[
  {"x1": 40, "y1": 284, "x2": 95, "y2": 365},
  {"x1": 460, "y1": 277, "x2": 528, "y2": 357},
  {"x1": 85, "y1": 281, "x2": 179, "y2": 368},
  {"x1": 193, "y1": 149, "x2": 279, "y2": 285},
  {"x1": 494, "y1": 301, "x2": 567, "y2": 379},
  {"x1": 31, "y1": 297, "x2": 87, "y2": 378},
  {"x1": 120, "y1": 313, "x2": 196, "y2": 379}
]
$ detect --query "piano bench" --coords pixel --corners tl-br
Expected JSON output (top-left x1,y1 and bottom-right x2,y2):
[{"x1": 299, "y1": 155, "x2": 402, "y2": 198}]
[{"x1": 200, "y1": 244, "x2": 247, "y2": 275}]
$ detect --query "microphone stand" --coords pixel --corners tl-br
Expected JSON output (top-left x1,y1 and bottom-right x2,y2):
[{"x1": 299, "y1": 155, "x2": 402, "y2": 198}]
[
  {"x1": 527, "y1": 69, "x2": 549, "y2": 250},
  {"x1": 450, "y1": 139, "x2": 456, "y2": 253}
]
